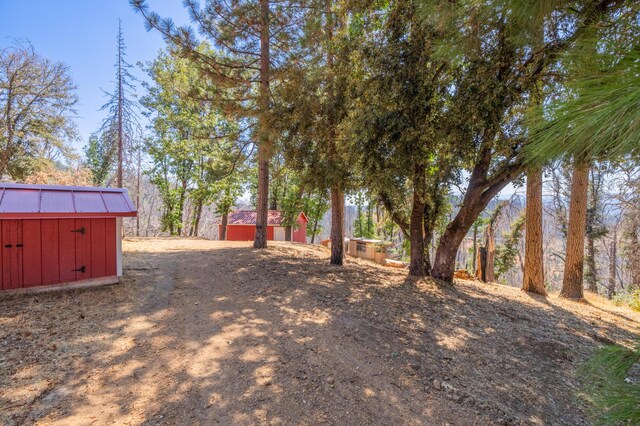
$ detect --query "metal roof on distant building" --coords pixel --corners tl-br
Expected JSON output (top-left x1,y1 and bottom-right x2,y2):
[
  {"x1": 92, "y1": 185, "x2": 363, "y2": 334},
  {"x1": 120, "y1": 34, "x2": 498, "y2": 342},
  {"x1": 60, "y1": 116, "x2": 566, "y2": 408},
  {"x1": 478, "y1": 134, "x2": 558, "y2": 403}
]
[
  {"x1": 0, "y1": 183, "x2": 137, "y2": 218},
  {"x1": 227, "y1": 210, "x2": 307, "y2": 226}
]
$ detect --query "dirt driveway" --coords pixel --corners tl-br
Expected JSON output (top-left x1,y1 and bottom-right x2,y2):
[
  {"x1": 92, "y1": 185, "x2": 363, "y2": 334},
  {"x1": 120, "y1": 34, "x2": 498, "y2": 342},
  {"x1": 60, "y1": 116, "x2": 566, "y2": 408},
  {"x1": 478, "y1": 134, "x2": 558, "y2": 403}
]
[{"x1": 1, "y1": 238, "x2": 639, "y2": 425}]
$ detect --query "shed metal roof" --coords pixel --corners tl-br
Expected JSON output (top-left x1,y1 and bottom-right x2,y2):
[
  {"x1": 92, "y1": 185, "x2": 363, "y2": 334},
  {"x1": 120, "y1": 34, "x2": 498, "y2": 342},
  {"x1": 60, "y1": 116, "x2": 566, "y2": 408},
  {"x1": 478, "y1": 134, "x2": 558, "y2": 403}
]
[{"x1": 0, "y1": 183, "x2": 137, "y2": 218}]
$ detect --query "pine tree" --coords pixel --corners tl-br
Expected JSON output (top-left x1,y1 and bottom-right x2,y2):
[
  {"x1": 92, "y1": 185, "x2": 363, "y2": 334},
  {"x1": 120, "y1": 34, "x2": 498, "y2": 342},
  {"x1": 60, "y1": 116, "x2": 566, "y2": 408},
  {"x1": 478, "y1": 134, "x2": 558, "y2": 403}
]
[
  {"x1": 96, "y1": 20, "x2": 140, "y2": 188},
  {"x1": 560, "y1": 161, "x2": 590, "y2": 300},
  {"x1": 270, "y1": 0, "x2": 350, "y2": 264},
  {"x1": 131, "y1": 0, "x2": 307, "y2": 248},
  {"x1": 522, "y1": 167, "x2": 546, "y2": 295}
]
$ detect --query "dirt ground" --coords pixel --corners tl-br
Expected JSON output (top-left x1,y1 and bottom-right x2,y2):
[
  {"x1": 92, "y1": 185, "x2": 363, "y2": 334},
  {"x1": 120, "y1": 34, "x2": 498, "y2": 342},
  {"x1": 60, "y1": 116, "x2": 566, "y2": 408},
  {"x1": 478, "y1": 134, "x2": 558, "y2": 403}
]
[{"x1": 1, "y1": 238, "x2": 639, "y2": 425}]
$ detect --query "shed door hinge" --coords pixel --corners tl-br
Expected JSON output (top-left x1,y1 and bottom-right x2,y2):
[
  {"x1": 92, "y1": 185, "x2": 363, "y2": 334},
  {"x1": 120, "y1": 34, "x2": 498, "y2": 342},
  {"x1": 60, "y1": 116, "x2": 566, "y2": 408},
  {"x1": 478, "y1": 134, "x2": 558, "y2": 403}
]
[
  {"x1": 73, "y1": 266, "x2": 86, "y2": 273},
  {"x1": 71, "y1": 227, "x2": 86, "y2": 235}
]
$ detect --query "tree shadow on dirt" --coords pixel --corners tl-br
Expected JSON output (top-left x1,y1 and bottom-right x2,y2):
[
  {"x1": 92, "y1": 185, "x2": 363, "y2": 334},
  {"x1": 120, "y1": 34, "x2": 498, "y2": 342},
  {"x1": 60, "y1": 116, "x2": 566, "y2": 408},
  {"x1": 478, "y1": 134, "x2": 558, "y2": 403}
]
[{"x1": 1, "y1": 241, "x2": 638, "y2": 425}]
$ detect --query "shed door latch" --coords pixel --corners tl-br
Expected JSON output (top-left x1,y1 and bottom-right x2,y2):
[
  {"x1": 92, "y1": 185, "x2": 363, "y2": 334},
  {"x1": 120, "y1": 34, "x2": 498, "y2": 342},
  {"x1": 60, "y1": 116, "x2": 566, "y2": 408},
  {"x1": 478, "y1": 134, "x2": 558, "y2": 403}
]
[
  {"x1": 73, "y1": 266, "x2": 86, "y2": 273},
  {"x1": 71, "y1": 227, "x2": 86, "y2": 235}
]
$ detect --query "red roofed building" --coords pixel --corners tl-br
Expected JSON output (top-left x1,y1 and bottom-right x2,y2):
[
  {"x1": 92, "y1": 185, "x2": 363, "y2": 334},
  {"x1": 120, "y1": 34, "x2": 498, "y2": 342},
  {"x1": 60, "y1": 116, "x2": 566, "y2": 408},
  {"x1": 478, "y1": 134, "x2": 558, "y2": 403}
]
[
  {"x1": 219, "y1": 210, "x2": 308, "y2": 243},
  {"x1": 0, "y1": 183, "x2": 137, "y2": 292}
]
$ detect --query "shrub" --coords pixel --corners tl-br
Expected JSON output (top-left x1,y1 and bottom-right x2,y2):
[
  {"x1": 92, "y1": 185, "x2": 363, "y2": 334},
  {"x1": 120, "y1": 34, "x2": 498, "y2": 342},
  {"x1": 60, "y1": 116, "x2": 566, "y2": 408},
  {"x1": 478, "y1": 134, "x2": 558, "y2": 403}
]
[
  {"x1": 580, "y1": 341, "x2": 640, "y2": 424},
  {"x1": 612, "y1": 290, "x2": 640, "y2": 312}
]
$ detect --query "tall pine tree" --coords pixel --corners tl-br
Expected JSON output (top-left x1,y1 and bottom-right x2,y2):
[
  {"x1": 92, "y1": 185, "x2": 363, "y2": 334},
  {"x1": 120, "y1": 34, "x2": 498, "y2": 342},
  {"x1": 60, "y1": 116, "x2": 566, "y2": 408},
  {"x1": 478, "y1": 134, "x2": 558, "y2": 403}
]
[
  {"x1": 132, "y1": 0, "x2": 309, "y2": 248},
  {"x1": 91, "y1": 20, "x2": 140, "y2": 188}
]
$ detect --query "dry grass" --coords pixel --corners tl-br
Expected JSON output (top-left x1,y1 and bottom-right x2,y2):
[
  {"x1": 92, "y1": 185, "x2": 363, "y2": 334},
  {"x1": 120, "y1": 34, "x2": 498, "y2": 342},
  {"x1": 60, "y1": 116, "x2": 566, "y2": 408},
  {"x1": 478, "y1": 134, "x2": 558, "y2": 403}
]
[{"x1": 1, "y1": 238, "x2": 638, "y2": 425}]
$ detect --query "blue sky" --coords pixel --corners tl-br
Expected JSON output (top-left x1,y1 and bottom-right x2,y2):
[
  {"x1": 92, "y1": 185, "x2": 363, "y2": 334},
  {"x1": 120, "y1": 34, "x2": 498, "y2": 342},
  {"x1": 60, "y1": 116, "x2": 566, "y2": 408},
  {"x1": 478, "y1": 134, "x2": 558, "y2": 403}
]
[{"x1": 0, "y1": 0, "x2": 191, "y2": 155}]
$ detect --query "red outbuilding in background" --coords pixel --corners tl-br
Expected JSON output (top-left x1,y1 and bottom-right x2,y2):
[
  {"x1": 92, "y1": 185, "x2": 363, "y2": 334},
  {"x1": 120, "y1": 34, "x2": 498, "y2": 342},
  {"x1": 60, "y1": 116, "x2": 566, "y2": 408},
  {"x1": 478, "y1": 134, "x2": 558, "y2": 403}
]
[
  {"x1": 0, "y1": 183, "x2": 137, "y2": 292},
  {"x1": 219, "y1": 210, "x2": 308, "y2": 243}
]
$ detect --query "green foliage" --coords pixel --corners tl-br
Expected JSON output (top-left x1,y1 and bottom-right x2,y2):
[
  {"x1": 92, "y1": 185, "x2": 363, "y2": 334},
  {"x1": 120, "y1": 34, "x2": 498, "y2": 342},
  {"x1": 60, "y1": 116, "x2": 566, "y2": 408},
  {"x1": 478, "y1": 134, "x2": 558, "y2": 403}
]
[
  {"x1": 522, "y1": 2, "x2": 640, "y2": 163},
  {"x1": 495, "y1": 213, "x2": 525, "y2": 280},
  {"x1": 302, "y1": 189, "x2": 330, "y2": 241},
  {"x1": 141, "y1": 48, "x2": 242, "y2": 235},
  {"x1": 213, "y1": 175, "x2": 244, "y2": 217},
  {"x1": 132, "y1": 0, "x2": 312, "y2": 230},
  {"x1": 271, "y1": 1, "x2": 353, "y2": 203},
  {"x1": 351, "y1": 192, "x2": 376, "y2": 239},
  {"x1": 345, "y1": 0, "x2": 456, "y2": 261},
  {"x1": 580, "y1": 341, "x2": 640, "y2": 424},
  {"x1": 353, "y1": 214, "x2": 375, "y2": 239},
  {"x1": 0, "y1": 41, "x2": 78, "y2": 179},
  {"x1": 612, "y1": 290, "x2": 640, "y2": 313},
  {"x1": 84, "y1": 134, "x2": 115, "y2": 186}
]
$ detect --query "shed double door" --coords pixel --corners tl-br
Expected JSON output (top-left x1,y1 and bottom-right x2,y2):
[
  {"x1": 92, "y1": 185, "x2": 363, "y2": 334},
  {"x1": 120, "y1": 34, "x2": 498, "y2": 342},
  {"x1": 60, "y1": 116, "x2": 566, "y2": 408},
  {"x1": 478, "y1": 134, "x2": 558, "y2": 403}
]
[{"x1": 0, "y1": 218, "x2": 117, "y2": 290}]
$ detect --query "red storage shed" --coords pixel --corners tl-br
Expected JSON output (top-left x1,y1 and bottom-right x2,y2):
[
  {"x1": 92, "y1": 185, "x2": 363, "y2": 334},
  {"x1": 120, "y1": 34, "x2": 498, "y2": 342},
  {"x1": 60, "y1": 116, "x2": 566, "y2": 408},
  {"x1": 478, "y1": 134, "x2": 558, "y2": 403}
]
[
  {"x1": 0, "y1": 183, "x2": 137, "y2": 293},
  {"x1": 220, "y1": 210, "x2": 308, "y2": 243}
]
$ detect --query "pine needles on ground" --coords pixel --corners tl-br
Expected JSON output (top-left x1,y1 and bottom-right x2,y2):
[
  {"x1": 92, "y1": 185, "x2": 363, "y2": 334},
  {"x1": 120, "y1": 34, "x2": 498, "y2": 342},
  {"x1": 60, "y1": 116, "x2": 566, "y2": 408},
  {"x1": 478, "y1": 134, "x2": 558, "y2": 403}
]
[{"x1": 580, "y1": 341, "x2": 640, "y2": 425}]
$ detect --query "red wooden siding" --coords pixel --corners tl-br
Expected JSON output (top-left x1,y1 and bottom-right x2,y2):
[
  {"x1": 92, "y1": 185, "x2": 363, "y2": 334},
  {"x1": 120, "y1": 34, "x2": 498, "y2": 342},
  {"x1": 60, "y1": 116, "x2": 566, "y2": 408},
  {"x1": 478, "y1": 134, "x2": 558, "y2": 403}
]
[
  {"x1": 293, "y1": 216, "x2": 307, "y2": 243},
  {"x1": 221, "y1": 223, "x2": 309, "y2": 242},
  {"x1": 220, "y1": 225, "x2": 277, "y2": 241},
  {"x1": 76, "y1": 218, "x2": 92, "y2": 279},
  {"x1": 58, "y1": 219, "x2": 77, "y2": 283},
  {"x1": 2, "y1": 220, "x2": 22, "y2": 289},
  {"x1": 91, "y1": 219, "x2": 106, "y2": 278},
  {"x1": 22, "y1": 220, "x2": 42, "y2": 287},
  {"x1": 41, "y1": 219, "x2": 60, "y2": 284},
  {"x1": 0, "y1": 218, "x2": 118, "y2": 291},
  {"x1": 104, "y1": 219, "x2": 117, "y2": 276}
]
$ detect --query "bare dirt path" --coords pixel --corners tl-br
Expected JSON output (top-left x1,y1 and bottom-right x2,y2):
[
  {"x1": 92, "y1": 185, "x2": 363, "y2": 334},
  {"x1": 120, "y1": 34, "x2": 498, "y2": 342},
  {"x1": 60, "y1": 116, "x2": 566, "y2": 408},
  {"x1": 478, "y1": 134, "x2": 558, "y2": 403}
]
[{"x1": 1, "y1": 238, "x2": 639, "y2": 425}]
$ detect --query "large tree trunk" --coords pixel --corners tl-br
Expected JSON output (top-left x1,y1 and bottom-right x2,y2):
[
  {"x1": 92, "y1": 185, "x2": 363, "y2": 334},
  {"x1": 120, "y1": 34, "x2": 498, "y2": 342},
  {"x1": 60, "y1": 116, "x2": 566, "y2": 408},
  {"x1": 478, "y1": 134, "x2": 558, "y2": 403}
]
[
  {"x1": 608, "y1": 227, "x2": 617, "y2": 299},
  {"x1": 431, "y1": 145, "x2": 521, "y2": 283},
  {"x1": 253, "y1": 0, "x2": 270, "y2": 249},
  {"x1": 220, "y1": 212, "x2": 228, "y2": 240},
  {"x1": 522, "y1": 167, "x2": 546, "y2": 295},
  {"x1": 255, "y1": 145, "x2": 270, "y2": 248},
  {"x1": 325, "y1": 0, "x2": 343, "y2": 265},
  {"x1": 432, "y1": 210, "x2": 478, "y2": 282},
  {"x1": 560, "y1": 161, "x2": 590, "y2": 300},
  {"x1": 330, "y1": 186, "x2": 344, "y2": 265},
  {"x1": 409, "y1": 166, "x2": 426, "y2": 276}
]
